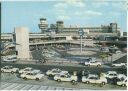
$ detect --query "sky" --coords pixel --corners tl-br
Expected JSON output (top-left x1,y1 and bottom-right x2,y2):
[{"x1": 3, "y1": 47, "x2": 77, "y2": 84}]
[{"x1": 1, "y1": 0, "x2": 127, "y2": 33}]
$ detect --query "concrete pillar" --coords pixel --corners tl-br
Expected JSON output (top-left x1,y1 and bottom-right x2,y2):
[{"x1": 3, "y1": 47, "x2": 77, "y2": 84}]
[{"x1": 15, "y1": 27, "x2": 30, "y2": 60}]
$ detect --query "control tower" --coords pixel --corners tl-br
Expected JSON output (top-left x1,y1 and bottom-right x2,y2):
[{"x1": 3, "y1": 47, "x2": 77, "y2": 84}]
[{"x1": 38, "y1": 18, "x2": 48, "y2": 33}]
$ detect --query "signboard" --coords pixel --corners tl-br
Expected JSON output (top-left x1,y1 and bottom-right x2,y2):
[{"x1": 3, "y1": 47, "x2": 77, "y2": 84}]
[{"x1": 78, "y1": 29, "x2": 84, "y2": 36}]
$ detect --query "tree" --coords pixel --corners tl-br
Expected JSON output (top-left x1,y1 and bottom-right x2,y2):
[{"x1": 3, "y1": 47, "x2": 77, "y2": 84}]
[{"x1": 99, "y1": 52, "x2": 109, "y2": 62}]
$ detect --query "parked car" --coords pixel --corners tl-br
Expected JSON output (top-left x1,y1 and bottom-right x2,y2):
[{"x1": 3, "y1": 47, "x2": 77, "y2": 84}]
[
  {"x1": 46, "y1": 68, "x2": 62, "y2": 76},
  {"x1": 54, "y1": 73, "x2": 77, "y2": 84},
  {"x1": 117, "y1": 74, "x2": 127, "y2": 80},
  {"x1": 112, "y1": 63, "x2": 126, "y2": 67},
  {"x1": 117, "y1": 78, "x2": 127, "y2": 87},
  {"x1": 115, "y1": 50, "x2": 122, "y2": 54},
  {"x1": 82, "y1": 70, "x2": 90, "y2": 76},
  {"x1": 1, "y1": 66, "x2": 19, "y2": 73},
  {"x1": 2, "y1": 58, "x2": 17, "y2": 63},
  {"x1": 19, "y1": 67, "x2": 40, "y2": 74},
  {"x1": 82, "y1": 74, "x2": 107, "y2": 85},
  {"x1": 103, "y1": 71, "x2": 118, "y2": 79},
  {"x1": 20, "y1": 71, "x2": 44, "y2": 80},
  {"x1": 85, "y1": 60, "x2": 101, "y2": 67}
]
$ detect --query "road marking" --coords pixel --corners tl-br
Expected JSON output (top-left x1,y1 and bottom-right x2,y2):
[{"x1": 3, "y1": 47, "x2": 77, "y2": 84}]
[
  {"x1": 38, "y1": 86, "x2": 48, "y2": 90},
  {"x1": 0, "y1": 82, "x2": 8, "y2": 87},
  {"x1": 15, "y1": 84, "x2": 27, "y2": 90},
  {"x1": 0, "y1": 83, "x2": 12, "y2": 89},
  {"x1": 46, "y1": 86, "x2": 57, "y2": 90},
  {"x1": 20, "y1": 85, "x2": 33, "y2": 90},
  {"x1": 2, "y1": 83, "x2": 18, "y2": 90},
  {"x1": 29, "y1": 85, "x2": 41, "y2": 90},
  {"x1": 11, "y1": 84, "x2": 25, "y2": 90}
]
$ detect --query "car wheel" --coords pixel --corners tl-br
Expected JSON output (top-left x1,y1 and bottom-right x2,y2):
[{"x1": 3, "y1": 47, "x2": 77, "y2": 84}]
[
  {"x1": 121, "y1": 65, "x2": 125, "y2": 68},
  {"x1": 72, "y1": 80, "x2": 75, "y2": 83},
  {"x1": 36, "y1": 78, "x2": 39, "y2": 81},
  {"x1": 49, "y1": 74, "x2": 52, "y2": 77},
  {"x1": 11, "y1": 71, "x2": 14, "y2": 74},
  {"x1": 102, "y1": 82, "x2": 105, "y2": 85},
  {"x1": 23, "y1": 77, "x2": 27, "y2": 80},
  {"x1": 1, "y1": 70, "x2": 4, "y2": 72},
  {"x1": 97, "y1": 64, "x2": 101, "y2": 67},
  {"x1": 71, "y1": 80, "x2": 77, "y2": 85},
  {"x1": 86, "y1": 81, "x2": 89, "y2": 84},
  {"x1": 122, "y1": 84, "x2": 126, "y2": 87},
  {"x1": 112, "y1": 65, "x2": 115, "y2": 67},
  {"x1": 57, "y1": 79, "x2": 61, "y2": 82}
]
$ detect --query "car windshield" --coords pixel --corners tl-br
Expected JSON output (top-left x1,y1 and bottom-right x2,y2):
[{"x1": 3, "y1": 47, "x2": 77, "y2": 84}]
[
  {"x1": 3, "y1": 67, "x2": 8, "y2": 69},
  {"x1": 25, "y1": 68, "x2": 32, "y2": 71},
  {"x1": 89, "y1": 77, "x2": 98, "y2": 79},
  {"x1": 8, "y1": 66, "x2": 13, "y2": 69},
  {"x1": 113, "y1": 74, "x2": 117, "y2": 76},
  {"x1": 53, "y1": 70, "x2": 61, "y2": 73},
  {"x1": 27, "y1": 73, "x2": 36, "y2": 75}
]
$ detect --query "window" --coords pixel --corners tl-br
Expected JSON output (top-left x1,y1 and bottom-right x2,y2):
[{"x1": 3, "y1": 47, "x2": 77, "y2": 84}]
[
  {"x1": 89, "y1": 77, "x2": 95, "y2": 79},
  {"x1": 61, "y1": 75, "x2": 65, "y2": 77},
  {"x1": 25, "y1": 69, "x2": 29, "y2": 71},
  {"x1": 113, "y1": 74, "x2": 117, "y2": 76},
  {"x1": 109, "y1": 74, "x2": 113, "y2": 76}
]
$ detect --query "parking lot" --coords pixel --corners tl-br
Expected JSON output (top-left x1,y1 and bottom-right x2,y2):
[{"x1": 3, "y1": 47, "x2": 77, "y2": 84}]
[
  {"x1": 1, "y1": 46, "x2": 127, "y2": 90},
  {"x1": 1, "y1": 72, "x2": 127, "y2": 90}
]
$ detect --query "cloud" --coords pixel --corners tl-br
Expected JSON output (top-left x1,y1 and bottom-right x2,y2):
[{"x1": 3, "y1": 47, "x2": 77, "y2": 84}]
[
  {"x1": 54, "y1": 3, "x2": 68, "y2": 9},
  {"x1": 55, "y1": 9, "x2": 66, "y2": 15},
  {"x1": 75, "y1": 10, "x2": 102, "y2": 17},
  {"x1": 65, "y1": 0, "x2": 85, "y2": 7},
  {"x1": 56, "y1": 15, "x2": 70, "y2": 20},
  {"x1": 85, "y1": 10, "x2": 102, "y2": 16},
  {"x1": 111, "y1": 2, "x2": 128, "y2": 11},
  {"x1": 54, "y1": 0, "x2": 85, "y2": 9},
  {"x1": 91, "y1": 2, "x2": 109, "y2": 8}
]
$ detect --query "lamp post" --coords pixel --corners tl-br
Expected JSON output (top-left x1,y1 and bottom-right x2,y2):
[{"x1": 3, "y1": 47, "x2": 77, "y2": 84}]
[
  {"x1": 109, "y1": 53, "x2": 113, "y2": 65},
  {"x1": 78, "y1": 29, "x2": 84, "y2": 53}
]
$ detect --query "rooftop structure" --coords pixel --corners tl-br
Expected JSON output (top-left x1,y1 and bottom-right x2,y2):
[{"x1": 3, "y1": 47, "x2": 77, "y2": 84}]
[{"x1": 38, "y1": 18, "x2": 48, "y2": 33}]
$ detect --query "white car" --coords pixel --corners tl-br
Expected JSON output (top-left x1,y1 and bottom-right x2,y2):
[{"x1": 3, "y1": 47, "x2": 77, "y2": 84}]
[
  {"x1": 103, "y1": 71, "x2": 118, "y2": 79},
  {"x1": 2, "y1": 58, "x2": 17, "y2": 63},
  {"x1": 54, "y1": 73, "x2": 78, "y2": 83},
  {"x1": 46, "y1": 68, "x2": 68, "y2": 76},
  {"x1": 85, "y1": 60, "x2": 101, "y2": 67},
  {"x1": 19, "y1": 67, "x2": 40, "y2": 74},
  {"x1": 112, "y1": 63, "x2": 126, "y2": 67},
  {"x1": 82, "y1": 74, "x2": 107, "y2": 85},
  {"x1": 117, "y1": 78, "x2": 127, "y2": 86},
  {"x1": 116, "y1": 50, "x2": 122, "y2": 54},
  {"x1": 1, "y1": 66, "x2": 19, "y2": 73},
  {"x1": 117, "y1": 74, "x2": 127, "y2": 80},
  {"x1": 20, "y1": 72, "x2": 44, "y2": 80}
]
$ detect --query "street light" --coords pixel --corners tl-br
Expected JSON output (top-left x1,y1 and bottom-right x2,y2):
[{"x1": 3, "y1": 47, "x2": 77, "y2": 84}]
[
  {"x1": 78, "y1": 29, "x2": 84, "y2": 53},
  {"x1": 109, "y1": 53, "x2": 113, "y2": 65}
]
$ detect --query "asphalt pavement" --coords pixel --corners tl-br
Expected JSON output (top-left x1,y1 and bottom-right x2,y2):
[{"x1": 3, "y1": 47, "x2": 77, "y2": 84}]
[{"x1": 1, "y1": 73, "x2": 127, "y2": 90}]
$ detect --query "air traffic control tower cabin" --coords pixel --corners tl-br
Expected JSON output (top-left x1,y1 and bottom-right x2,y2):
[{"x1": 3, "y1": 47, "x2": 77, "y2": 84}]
[
  {"x1": 14, "y1": 27, "x2": 30, "y2": 60},
  {"x1": 38, "y1": 18, "x2": 48, "y2": 33}
]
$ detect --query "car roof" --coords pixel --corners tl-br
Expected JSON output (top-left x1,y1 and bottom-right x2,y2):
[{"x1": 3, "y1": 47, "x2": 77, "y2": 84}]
[
  {"x1": 88, "y1": 74, "x2": 98, "y2": 77},
  {"x1": 52, "y1": 68, "x2": 60, "y2": 71},
  {"x1": 4, "y1": 66, "x2": 12, "y2": 68},
  {"x1": 60, "y1": 71, "x2": 69, "y2": 75},
  {"x1": 25, "y1": 67, "x2": 32, "y2": 69},
  {"x1": 107, "y1": 71, "x2": 117, "y2": 74},
  {"x1": 27, "y1": 71, "x2": 37, "y2": 74}
]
